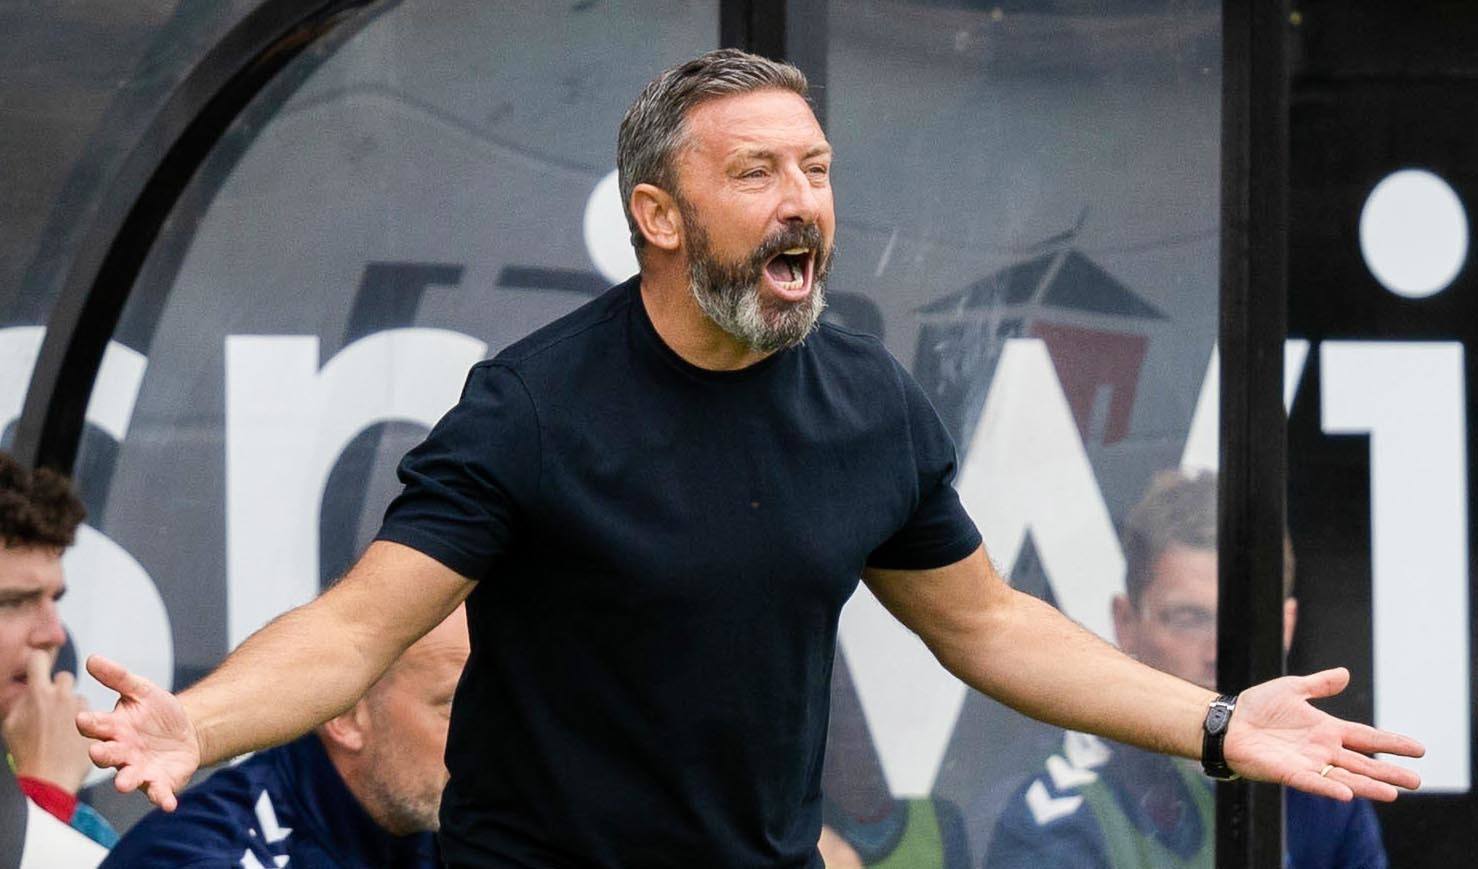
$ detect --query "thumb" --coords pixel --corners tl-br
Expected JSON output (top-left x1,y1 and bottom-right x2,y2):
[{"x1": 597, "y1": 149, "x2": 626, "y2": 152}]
[{"x1": 1301, "y1": 667, "x2": 1351, "y2": 700}]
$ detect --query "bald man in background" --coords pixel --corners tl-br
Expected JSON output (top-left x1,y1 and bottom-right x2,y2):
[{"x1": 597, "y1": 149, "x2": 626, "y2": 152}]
[{"x1": 101, "y1": 607, "x2": 468, "y2": 868}]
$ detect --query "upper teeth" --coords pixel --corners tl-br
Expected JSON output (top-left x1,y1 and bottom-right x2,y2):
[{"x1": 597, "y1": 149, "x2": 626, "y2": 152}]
[{"x1": 783, "y1": 247, "x2": 809, "y2": 255}]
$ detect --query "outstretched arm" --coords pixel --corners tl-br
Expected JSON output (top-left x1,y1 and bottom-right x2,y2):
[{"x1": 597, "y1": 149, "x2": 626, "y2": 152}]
[
  {"x1": 76, "y1": 540, "x2": 472, "y2": 810},
  {"x1": 862, "y1": 546, "x2": 1423, "y2": 801}
]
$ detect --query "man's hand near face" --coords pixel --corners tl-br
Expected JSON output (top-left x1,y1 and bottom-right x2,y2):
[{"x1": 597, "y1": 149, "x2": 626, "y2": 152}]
[{"x1": 3, "y1": 649, "x2": 93, "y2": 793}]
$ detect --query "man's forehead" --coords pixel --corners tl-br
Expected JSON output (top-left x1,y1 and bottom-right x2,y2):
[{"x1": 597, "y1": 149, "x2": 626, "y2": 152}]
[
  {"x1": 1144, "y1": 544, "x2": 1217, "y2": 600},
  {"x1": 0, "y1": 543, "x2": 63, "y2": 585},
  {"x1": 684, "y1": 90, "x2": 828, "y2": 157}
]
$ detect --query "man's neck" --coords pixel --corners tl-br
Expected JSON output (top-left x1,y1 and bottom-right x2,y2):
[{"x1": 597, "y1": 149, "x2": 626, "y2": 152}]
[{"x1": 638, "y1": 268, "x2": 773, "y2": 372}]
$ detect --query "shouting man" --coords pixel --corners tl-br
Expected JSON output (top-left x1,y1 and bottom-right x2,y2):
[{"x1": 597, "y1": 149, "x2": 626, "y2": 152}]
[{"x1": 79, "y1": 50, "x2": 1421, "y2": 868}]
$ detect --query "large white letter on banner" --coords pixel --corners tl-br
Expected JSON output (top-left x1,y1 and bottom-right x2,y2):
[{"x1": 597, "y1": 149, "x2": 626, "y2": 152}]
[
  {"x1": 225, "y1": 329, "x2": 486, "y2": 647},
  {"x1": 1321, "y1": 340, "x2": 1470, "y2": 792},
  {"x1": 840, "y1": 338, "x2": 1119, "y2": 796},
  {"x1": 958, "y1": 338, "x2": 1123, "y2": 637}
]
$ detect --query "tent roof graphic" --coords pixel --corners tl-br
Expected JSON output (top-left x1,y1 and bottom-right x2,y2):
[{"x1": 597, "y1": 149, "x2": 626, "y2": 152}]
[{"x1": 916, "y1": 248, "x2": 1167, "y2": 321}]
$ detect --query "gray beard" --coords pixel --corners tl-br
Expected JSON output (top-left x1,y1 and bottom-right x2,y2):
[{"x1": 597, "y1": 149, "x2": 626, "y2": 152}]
[{"x1": 684, "y1": 215, "x2": 832, "y2": 355}]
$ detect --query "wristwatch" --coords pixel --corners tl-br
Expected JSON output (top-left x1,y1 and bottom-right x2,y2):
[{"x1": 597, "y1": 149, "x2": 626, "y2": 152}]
[{"x1": 1201, "y1": 693, "x2": 1240, "y2": 780}]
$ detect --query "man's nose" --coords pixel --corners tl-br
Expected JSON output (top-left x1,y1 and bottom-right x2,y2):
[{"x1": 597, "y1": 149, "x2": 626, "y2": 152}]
[
  {"x1": 30, "y1": 601, "x2": 67, "y2": 650},
  {"x1": 776, "y1": 165, "x2": 821, "y2": 225}
]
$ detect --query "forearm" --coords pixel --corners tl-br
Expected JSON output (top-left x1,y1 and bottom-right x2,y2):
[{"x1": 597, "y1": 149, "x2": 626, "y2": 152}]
[
  {"x1": 181, "y1": 540, "x2": 470, "y2": 765},
  {"x1": 179, "y1": 594, "x2": 394, "y2": 766},
  {"x1": 932, "y1": 588, "x2": 1215, "y2": 758}
]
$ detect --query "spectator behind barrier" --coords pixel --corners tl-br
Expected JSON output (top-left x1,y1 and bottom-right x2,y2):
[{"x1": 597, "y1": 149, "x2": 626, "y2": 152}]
[
  {"x1": 0, "y1": 452, "x2": 117, "y2": 848},
  {"x1": 2, "y1": 730, "x2": 107, "y2": 869},
  {"x1": 101, "y1": 605, "x2": 468, "y2": 868},
  {"x1": 986, "y1": 470, "x2": 1388, "y2": 869}
]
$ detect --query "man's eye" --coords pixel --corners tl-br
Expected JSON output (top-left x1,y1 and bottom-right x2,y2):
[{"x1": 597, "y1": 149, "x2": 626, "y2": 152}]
[
  {"x1": 1161, "y1": 608, "x2": 1214, "y2": 631},
  {"x1": 807, "y1": 165, "x2": 829, "y2": 176},
  {"x1": 741, "y1": 168, "x2": 768, "y2": 180}
]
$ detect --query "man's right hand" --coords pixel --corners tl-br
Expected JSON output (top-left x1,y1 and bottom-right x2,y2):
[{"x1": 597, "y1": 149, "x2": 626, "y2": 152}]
[
  {"x1": 75, "y1": 654, "x2": 200, "y2": 811},
  {"x1": 2, "y1": 650, "x2": 94, "y2": 793}
]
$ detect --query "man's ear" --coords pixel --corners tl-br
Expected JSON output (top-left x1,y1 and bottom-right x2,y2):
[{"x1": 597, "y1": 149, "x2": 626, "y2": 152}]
[
  {"x1": 319, "y1": 699, "x2": 371, "y2": 754},
  {"x1": 1111, "y1": 594, "x2": 1138, "y2": 653},
  {"x1": 630, "y1": 183, "x2": 682, "y2": 252}
]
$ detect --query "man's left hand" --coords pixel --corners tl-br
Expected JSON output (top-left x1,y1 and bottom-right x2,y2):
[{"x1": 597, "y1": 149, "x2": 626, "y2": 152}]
[
  {"x1": 1225, "y1": 667, "x2": 1424, "y2": 801},
  {"x1": 2, "y1": 649, "x2": 94, "y2": 794}
]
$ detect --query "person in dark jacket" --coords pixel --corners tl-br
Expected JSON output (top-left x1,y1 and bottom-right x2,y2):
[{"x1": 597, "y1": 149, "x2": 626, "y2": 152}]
[
  {"x1": 987, "y1": 471, "x2": 1386, "y2": 868},
  {"x1": 102, "y1": 607, "x2": 467, "y2": 868}
]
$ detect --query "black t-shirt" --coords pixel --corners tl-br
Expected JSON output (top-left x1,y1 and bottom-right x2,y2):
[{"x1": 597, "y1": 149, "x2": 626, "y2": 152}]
[{"x1": 376, "y1": 278, "x2": 981, "y2": 868}]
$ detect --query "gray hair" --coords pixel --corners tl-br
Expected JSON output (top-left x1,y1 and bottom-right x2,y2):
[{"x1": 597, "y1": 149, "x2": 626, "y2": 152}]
[
  {"x1": 618, "y1": 49, "x2": 810, "y2": 248},
  {"x1": 1120, "y1": 469, "x2": 1295, "y2": 605}
]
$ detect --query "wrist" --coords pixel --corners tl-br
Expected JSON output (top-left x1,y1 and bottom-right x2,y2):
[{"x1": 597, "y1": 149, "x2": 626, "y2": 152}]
[
  {"x1": 1201, "y1": 693, "x2": 1241, "y2": 779},
  {"x1": 12, "y1": 763, "x2": 79, "y2": 792},
  {"x1": 179, "y1": 694, "x2": 211, "y2": 766}
]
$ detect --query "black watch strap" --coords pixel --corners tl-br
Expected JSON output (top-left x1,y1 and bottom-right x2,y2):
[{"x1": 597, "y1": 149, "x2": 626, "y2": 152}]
[{"x1": 1201, "y1": 693, "x2": 1240, "y2": 780}]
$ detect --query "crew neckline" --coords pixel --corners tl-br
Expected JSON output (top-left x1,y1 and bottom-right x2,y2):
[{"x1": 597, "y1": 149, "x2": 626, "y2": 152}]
[{"x1": 627, "y1": 278, "x2": 793, "y2": 383}]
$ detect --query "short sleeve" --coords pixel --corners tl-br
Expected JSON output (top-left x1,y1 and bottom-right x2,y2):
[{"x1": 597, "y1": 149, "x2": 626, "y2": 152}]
[
  {"x1": 375, "y1": 362, "x2": 540, "y2": 580},
  {"x1": 865, "y1": 359, "x2": 981, "y2": 570}
]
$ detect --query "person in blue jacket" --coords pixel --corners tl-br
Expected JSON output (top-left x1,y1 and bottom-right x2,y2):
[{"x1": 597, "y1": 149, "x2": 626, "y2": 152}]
[
  {"x1": 102, "y1": 607, "x2": 468, "y2": 868},
  {"x1": 987, "y1": 470, "x2": 1387, "y2": 869}
]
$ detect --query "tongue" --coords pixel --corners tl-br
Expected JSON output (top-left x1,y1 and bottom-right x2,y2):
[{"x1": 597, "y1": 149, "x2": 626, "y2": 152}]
[{"x1": 765, "y1": 256, "x2": 794, "y2": 283}]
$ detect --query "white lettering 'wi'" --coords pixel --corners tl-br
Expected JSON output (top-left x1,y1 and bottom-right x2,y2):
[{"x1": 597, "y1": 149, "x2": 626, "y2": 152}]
[
  {"x1": 840, "y1": 338, "x2": 1120, "y2": 796},
  {"x1": 225, "y1": 329, "x2": 487, "y2": 648},
  {"x1": 1321, "y1": 341, "x2": 1471, "y2": 793}
]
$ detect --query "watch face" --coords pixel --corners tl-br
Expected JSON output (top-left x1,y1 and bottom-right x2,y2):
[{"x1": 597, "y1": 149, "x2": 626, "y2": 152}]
[{"x1": 1207, "y1": 706, "x2": 1231, "y2": 733}]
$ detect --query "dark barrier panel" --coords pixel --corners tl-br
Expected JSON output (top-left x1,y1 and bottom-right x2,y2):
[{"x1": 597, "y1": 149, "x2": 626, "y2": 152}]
[
  {"x1": 1287, "y1": 1, "x2": 1478, "y2": 863},
  {"x1": 1217, "y1": 0, "x2": 1289, "y2": 862}
]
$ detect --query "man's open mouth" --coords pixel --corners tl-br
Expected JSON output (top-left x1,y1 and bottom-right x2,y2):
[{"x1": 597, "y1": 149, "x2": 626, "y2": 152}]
[{"x1": 763, "y1": 246, "x2": 813, "y2": 298}]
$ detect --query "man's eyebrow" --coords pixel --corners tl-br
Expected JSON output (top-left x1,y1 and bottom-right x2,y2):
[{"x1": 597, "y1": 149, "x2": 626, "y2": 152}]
[
  {"x1": 730, "y1": 147, "x2": 778, "y2": 162},
  {"x1": 0, "y1": 588, "x2": 42, "y2": 604},
  {"x1": 728, "y1": 144, "x2": 833, "y2": 162}
]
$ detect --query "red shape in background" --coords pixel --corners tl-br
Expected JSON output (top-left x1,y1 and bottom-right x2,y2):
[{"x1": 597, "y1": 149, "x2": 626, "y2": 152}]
[{"x1": 1028, "y1": 321, "x2": 1149, "y2": 445}]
